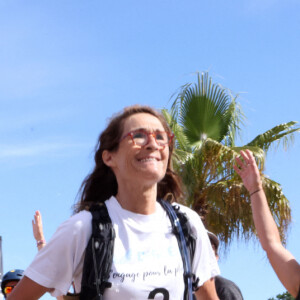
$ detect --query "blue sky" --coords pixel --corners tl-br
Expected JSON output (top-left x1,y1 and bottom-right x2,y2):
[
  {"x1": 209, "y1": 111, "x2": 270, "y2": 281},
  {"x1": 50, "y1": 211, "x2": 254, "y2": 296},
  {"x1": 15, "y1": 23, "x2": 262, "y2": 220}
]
[{"x1": 0, "y1": 1, "x2": 300, "y2": 299}]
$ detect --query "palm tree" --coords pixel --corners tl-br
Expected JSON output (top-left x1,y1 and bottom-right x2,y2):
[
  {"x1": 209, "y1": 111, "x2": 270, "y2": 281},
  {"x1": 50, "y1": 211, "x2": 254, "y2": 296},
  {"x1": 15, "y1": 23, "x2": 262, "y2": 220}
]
[{"x1": 162, "y1": 72, "x2": 299, "y2": 245}]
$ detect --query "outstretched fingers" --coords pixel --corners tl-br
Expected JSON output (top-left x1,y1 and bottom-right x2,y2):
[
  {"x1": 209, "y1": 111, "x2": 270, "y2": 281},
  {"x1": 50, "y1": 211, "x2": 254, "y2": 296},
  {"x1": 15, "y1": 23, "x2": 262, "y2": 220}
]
[
  {"x1": 234, "y1": 150, "x2": 249, "y2": 176},
  {"x1": 32, "y1": 210, "x2": 44, "y2": 241},
  {"x1": 234, "y1": 156, "x2": 245, "y2": 170},
  {"x1": 243, "y1": 149, "x2": 256, "y2": 165},
  {"x1": 34, "y1": 210, "x2": 42, "y2": 227},
  {"x1": 234, "y1": 149, "x2": 263, "y2": 193},
  {"x1": 234, "y1": 150, "x2": 256, "y2": 173},
  {"x1": 233, "y1": 163, "x2": 242, "y2": 175}
]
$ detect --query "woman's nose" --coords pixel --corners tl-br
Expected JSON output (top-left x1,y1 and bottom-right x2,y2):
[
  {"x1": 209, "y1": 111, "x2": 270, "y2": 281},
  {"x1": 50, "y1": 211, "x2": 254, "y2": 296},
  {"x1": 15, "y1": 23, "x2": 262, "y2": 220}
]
[{"x1": 145, "y1": 133, "x2": 159, "y2": 149}]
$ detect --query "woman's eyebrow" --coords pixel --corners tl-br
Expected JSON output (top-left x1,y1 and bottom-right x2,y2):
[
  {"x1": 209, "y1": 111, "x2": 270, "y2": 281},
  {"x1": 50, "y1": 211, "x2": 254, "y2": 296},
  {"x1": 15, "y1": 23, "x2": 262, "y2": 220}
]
[{"x1": 131, "y1": 127, "x2": 164, "y2": 132}]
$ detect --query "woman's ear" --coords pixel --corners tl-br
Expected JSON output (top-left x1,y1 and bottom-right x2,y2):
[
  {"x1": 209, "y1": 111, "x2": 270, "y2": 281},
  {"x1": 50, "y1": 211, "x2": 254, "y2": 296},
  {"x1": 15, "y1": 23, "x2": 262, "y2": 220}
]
[{"x1": 102, "y1": 150, "x2": 115, "y2": 167}]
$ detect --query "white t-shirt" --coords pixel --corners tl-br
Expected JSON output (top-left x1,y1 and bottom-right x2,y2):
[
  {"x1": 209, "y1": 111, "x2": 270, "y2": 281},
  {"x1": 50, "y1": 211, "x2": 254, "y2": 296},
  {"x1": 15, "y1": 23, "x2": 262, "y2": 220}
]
[{"x1": 25, "y1": 196, "x2": 220, "y2": 299}]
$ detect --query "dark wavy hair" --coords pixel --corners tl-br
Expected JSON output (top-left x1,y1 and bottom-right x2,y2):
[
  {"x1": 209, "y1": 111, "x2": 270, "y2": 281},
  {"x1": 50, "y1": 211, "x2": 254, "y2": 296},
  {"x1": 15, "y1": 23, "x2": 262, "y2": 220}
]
[{"x1": 74, "y1": 105, "x2": 182, "y2": 213}]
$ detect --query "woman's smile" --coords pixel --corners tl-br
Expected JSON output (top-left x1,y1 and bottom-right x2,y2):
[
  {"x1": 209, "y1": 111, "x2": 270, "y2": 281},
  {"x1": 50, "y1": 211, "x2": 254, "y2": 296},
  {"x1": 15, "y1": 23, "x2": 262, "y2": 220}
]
[{"x1": 137, "y1": 156, "x2": 160, "y2": 163}]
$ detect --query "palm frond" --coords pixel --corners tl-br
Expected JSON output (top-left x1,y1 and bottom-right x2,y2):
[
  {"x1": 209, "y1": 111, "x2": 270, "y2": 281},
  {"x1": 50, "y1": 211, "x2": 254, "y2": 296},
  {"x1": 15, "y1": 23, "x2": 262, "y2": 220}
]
[
  {"x1": 170, "y1": 82, "x2": 193, "y2": 116},
  {"x1": 177, "y1": 75, "x2": 234, "y2": 143},
  {"x1": 161, "y1": 108, "x2": 191, "y2": 152},
  {"x1": 223, "y1": 94, "x2": 246, "y2": 146},
  {"x1": 247, "y1": 121, "x2": 300, "y2": 152}
]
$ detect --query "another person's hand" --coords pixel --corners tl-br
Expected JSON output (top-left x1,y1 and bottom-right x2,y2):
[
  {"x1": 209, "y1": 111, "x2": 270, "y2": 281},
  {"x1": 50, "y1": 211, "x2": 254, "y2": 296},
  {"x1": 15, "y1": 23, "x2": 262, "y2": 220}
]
[
  {"x1": 32, "y1": 210, "x2": 46, "y2": 249},
  {"x1": 233, "y1": 149, "x2": 262, "y2": 195}
]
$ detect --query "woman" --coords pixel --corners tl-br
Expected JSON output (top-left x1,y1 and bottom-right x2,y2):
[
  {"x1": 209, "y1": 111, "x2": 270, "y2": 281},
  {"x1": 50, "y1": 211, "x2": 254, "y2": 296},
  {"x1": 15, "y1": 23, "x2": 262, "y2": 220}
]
[
  {"x1": 8, "y1": 105, "x2": 220, "y2": 300},
  {"x1": 234, "y1": 149, "x2": 300, "y2": 299}
]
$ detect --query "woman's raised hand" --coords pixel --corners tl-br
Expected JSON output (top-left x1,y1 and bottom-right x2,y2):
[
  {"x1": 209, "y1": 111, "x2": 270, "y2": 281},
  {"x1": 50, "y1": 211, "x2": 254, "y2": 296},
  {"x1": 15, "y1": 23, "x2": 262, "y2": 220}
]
[
  {"x1": 233, "y1": 149, "x2": 262, "y2": 194},
  {"x1": 32, "y1": 210, "x2": 45, "y2": 244}
]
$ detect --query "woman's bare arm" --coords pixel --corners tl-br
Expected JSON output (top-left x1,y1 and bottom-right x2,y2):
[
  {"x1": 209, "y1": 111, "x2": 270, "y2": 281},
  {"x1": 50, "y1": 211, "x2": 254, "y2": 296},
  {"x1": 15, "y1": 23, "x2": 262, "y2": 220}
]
[
  {"x1": 234, "y1": 149, "x2": 300, "y2": 297},
  {"x1": 7, "y1": 276, "x2": 50, "y2": 300},
  {"x1": 194, "y1": 277, "x2": 219, "y2": 300}
]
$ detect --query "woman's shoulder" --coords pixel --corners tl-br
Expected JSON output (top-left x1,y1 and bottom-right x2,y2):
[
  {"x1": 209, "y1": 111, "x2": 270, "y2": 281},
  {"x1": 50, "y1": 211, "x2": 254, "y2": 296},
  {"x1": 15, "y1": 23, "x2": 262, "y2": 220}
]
[
  {"x1": 40, "y1": 210, "x2": 93, "y2": 252},
  {"x1": 55, "y1": 210, "x2": 93, "y2": 236},
  {"x1": 65, "y1": 209, "x2": 92, "y2": 223}
]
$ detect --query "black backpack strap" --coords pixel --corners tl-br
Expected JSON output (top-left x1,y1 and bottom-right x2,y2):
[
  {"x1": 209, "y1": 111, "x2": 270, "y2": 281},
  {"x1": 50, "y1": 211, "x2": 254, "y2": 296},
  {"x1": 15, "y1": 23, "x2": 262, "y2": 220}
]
[
  {"x1": 172, "y1": 205, "x2": 197, "y2": 266},
  {"x1": 171, "y1": 205, "x2": 200, "y2": 292},
  {"x1": 80, "y1": 204, "x2": 115, "y2": 300},
  {"x1": 158, "y1": 199, "x2": 196, "y2": 300}
]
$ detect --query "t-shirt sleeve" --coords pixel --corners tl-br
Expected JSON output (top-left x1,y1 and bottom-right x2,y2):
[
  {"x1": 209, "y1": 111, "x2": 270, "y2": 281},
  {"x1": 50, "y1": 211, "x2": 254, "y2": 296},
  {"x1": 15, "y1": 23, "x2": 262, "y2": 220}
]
[
  {"x1": 24, "y1": 210, "x2": 92, "y2": 297},
  {"x1": 177, "y1": 204, "x2": 220, "y2": 287}
]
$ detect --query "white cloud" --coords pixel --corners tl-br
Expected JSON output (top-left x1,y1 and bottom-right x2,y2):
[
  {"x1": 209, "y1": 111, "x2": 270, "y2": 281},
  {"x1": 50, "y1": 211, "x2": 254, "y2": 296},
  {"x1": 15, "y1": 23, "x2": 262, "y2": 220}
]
[
  {"x1": 0, "y1": 141, "x2": 89, "y2": 159},
  {"x1": 243, "y1": 0, "x2": 282, "y2": 14}
]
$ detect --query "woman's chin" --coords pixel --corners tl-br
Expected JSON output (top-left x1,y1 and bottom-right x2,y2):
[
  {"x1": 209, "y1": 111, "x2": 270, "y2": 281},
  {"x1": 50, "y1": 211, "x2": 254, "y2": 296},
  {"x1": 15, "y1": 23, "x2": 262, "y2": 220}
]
[{"x1": 137, "y1": 171, "x2": 165, "y2": 186}]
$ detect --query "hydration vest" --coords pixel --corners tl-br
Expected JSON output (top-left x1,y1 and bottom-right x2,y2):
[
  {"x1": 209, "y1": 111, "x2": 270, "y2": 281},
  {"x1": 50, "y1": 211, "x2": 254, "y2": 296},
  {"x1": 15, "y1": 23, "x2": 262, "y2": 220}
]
[{"x1": 78, "y1": 200, "x2": 199, "y2": 300}]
